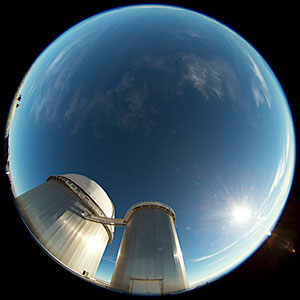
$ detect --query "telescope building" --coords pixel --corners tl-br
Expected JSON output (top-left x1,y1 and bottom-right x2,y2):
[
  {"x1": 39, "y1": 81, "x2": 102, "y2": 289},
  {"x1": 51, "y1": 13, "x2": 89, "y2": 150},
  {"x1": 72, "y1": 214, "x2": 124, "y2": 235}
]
[
  {"x1": 15, "y1": 174, "x2": 114, "y2": 279},
  {"x1": 110, "y1": 201, "x2": 188, "y2": 295},
  {"x1": 15, "y1": 175, "x2": 188, "y2": 295}
]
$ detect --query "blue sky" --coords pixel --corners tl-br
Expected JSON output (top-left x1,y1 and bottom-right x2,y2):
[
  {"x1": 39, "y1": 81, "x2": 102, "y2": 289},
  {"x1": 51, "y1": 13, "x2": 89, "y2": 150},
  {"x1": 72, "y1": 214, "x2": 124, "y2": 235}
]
[{"x1": 8, "y1": 5, "x2": 296, "y2": 287}]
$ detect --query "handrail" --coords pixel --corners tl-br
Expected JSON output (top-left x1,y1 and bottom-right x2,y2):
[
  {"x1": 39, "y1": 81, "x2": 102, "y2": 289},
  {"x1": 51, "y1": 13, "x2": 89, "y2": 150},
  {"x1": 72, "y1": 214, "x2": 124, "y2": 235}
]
[
  {"x1": 81, "y1": 211, "x2": 126, "y2": 227},
  {"x1": 124, "y1": 201, "x2": 176, "y2": 223}
]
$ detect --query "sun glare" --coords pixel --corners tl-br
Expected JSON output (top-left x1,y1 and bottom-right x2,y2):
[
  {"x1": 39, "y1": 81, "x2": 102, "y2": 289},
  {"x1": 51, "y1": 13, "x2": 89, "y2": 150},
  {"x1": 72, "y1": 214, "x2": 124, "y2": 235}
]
[{"x1": 232, "y1": 206, "x2": 251, "y2": 223}]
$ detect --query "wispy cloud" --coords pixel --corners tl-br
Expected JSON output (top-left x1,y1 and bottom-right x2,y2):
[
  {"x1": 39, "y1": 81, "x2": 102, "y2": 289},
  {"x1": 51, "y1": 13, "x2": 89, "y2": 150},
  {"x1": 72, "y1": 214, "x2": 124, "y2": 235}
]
[
  {"x1": 266, "y1": 124, "x2": 294, "y2": 208},
  {"x1": 247, "y1": 54, "x2": 271, "y2": 109},
  {"x1": 60, "y1": 71, "x2": 158, "y2": 137},
  {"x1": 102, "y1": 255, "x2": 116, "y2": 263},
  {"x1": 29, "y1": 34, "x2": 91, "y2": 125},
  {"x1": 181, "y1": 55, "x2": 237, "y2": 104},
  {"x1": 189, "y1": 239, "x2": 240, "y2": 263},
  {"x1": 93, "y1": 72, "x2": 157, "y2": 136}
]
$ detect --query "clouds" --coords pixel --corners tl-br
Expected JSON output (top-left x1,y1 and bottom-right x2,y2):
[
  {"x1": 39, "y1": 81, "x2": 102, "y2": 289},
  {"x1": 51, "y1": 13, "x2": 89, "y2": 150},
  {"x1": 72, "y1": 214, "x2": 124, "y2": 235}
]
[
  {"x1": 179, "y1": 49, "x2": 273, "y2": 121},
  {"x1": 267, "y1": 124, "x2": 294, "y2": 202},
  {"x1": 189, "y1": 239, "x2": 239, "y2": 263},
  {"x1": 247, "y1": 54, "x2": 271, "y2": 109},
  {"x1": 61, "y1": 71, "x2": 158, "y2": 137},
  {"x1": 27, "y1": 28, "x2": 273, "y2": 141},
  {"x1": 101, "y1": 73, "x2": 157, "y2": 136},
  {"x1": 181, "y1": 55, "x2": 238, "y2": 105},
  {"x1": 29, "y1": 34, "x2": 91, "y2": 125}
]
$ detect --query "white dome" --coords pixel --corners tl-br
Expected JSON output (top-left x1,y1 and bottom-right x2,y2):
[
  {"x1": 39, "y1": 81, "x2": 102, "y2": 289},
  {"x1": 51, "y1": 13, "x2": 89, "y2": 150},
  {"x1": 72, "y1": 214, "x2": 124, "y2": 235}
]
[{"x1": 62, "y1": 173, "x2": 114, "y2": 218}]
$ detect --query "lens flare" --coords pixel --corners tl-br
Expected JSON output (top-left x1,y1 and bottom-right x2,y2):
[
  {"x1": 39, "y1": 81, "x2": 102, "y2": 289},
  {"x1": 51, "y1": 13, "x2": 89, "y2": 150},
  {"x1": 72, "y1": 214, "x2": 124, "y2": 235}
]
[{"x1": 232, "y1": 206, "x2": 251, "y2": 223}]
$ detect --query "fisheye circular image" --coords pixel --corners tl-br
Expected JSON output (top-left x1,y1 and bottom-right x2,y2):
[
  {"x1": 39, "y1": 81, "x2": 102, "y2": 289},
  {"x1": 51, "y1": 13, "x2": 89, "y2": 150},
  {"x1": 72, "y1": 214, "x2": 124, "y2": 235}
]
[{"x1": 5, "y1": 5, "x2": 295, "y2": 296}]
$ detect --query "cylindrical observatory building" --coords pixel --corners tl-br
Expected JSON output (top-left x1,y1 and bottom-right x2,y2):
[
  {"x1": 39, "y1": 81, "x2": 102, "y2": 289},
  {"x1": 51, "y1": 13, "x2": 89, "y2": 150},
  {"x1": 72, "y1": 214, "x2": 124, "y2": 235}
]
[
  {"x1": 110, "y1": 201, "x2": 188, "y2": 295},
  {"x1": 15, "y1": 174, "x2": 114, "y2": 279}
]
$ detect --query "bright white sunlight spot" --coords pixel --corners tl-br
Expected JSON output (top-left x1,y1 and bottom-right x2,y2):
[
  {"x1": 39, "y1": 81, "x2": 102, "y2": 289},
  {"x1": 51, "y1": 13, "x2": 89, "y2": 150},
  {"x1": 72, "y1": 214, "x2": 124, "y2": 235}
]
[{"x1": 232, "y1": 206, "x2": 252, "y2": 223}]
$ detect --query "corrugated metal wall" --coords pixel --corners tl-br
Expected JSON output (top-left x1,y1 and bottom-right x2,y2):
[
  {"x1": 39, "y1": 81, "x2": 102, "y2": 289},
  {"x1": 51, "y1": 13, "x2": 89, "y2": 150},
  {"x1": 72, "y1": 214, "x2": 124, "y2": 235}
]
[
  {"x1": 15, "y1": 179, "x2": 109, "y2": 278},
  {"x1": 110, "y1": 205, "x2": 188, "y2": 295}
]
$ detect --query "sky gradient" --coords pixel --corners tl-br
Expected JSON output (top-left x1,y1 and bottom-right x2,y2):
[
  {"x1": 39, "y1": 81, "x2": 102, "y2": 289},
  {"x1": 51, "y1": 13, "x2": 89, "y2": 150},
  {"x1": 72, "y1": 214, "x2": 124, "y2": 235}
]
[{"x1": 8, "y1": 5, "x2": 296, "y2": 288}]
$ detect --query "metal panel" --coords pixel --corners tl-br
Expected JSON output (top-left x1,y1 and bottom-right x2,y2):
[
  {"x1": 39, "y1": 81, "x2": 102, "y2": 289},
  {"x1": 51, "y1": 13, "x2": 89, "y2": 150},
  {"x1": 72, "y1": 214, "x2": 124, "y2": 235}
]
[
  {"x1": 130, "y1": 279, "x2": 162, "y2": 295},
  {"x1": 47, "y1": 175, "x2": 115, "y2": 241},
  {"x1": 15, "y1": 177, "x2": 112, "y2": 279},
  {"x1": 58, "y1": 173, "x2": 114, "y2": 219},
  {"x1": 110, "y1": 202, "x2": 188, "y2": 295}
]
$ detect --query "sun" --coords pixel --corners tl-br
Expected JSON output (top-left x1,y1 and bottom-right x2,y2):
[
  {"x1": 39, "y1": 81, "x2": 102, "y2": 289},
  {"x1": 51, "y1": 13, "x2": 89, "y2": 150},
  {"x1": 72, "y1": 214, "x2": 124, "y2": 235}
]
[{"x1": 232, "y1": 206, "x2": 251, "y2": 223}]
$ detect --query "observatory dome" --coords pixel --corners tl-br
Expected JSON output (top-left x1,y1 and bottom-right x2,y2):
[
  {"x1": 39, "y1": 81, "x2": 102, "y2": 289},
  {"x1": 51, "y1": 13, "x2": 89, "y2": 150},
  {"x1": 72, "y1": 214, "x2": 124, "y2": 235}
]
[
  {"x1": 16, "y1": 173, "x2": 116, "y2": 278},
  {"x1": 61, "y1": 173, "x2": 114, "y2": 219}
]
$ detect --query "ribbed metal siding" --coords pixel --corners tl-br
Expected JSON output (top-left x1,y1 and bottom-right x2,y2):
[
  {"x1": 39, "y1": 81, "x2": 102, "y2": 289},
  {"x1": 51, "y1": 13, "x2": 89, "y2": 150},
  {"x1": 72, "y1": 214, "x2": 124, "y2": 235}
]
[
  {"x1": 110, "y1": 206, "x2": 188, "y2": 295},
  {"x1": 60, "y1": 173, "x2": 115, "y2": 219},
  {"x1": 15, "y1": 179, "x2": 109, "y2": 278}
]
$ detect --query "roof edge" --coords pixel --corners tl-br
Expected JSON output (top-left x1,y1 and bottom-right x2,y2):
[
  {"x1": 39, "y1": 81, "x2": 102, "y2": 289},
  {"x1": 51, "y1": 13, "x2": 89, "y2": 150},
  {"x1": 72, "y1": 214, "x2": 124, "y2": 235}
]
[
  {"x1": 124, "y1": 201, "x2": 176, "y2": 223},
  {"x1": 47, "y1": 175, "x2": 114, "y2": 243}
]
